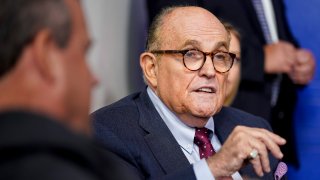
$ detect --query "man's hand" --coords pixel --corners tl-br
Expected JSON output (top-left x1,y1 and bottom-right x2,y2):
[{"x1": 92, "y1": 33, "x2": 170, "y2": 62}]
[
  {"x1": 289, "y1": 48, "x2": 315, "y2": 85},
  {"x1": 264, "y1": 41, "x2": 296, "y2": 74},
  {"x1": 206, "y1": 126, "x2": 286, "y2": 178}
]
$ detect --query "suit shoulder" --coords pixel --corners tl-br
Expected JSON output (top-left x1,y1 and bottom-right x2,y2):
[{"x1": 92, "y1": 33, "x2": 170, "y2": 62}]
[
  {"x1": 91, "y1": 92, "x2": 145, "y2": 137},
  {"x1": 92, "y1": 92, "x2": 141, "y2": 118},
  {"x1": 216, "y1": 107, "x2": 272, "y2": 130},
  {"x1": 219, "y1": 106, "x2": 259, "y2": 118}
]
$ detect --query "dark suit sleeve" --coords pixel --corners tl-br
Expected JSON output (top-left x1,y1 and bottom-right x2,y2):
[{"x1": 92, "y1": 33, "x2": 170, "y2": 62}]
[{"x1": 92, "y1": 113, "x2": 197, "y2": 180}]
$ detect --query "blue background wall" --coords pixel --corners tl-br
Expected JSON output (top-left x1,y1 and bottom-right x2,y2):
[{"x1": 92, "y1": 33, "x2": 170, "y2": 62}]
[{"x1": 285, "y1": 0, "x2": 320, "y2": 179}]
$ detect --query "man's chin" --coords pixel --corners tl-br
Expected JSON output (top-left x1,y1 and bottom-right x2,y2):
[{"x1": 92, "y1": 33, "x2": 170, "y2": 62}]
[
  {"x1": 193, "y1": 104, "x2": 217, "y2": 115},
  {"x1": 192, "y1": 110, "x2": 215, "y2": 120}
]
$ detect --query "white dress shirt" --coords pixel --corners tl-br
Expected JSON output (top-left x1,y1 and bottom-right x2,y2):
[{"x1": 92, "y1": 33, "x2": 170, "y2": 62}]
[
  {"x1": 147, "y1": 87, "x2": 242, "y2": 180},
  {"x1": 261, "y1": 0, "x2": 279, "y2": 42}
]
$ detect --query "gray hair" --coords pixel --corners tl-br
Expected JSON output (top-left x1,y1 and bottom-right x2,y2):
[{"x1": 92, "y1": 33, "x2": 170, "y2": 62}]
[{"x1": 143, "y1": 6, "x2": 183, "y2": 84}]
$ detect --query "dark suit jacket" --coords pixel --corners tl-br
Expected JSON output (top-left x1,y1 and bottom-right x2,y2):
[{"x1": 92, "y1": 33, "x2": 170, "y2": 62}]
[
  {"x1": 92, "y1": 89, "x2": 280, "y2": 179},
  {"x1": 0, "y1": 110, "x2": 141, "y2": 180},
  {"x1": 147, "y1": 0, "x2": 299, "y2": 167}
]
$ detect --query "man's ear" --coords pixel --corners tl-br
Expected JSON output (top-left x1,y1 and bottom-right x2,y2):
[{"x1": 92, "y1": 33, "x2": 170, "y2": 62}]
[
  {"x1": 140, "y1": 52, "x2": 158, "y2": 89},
  {"x1": 31, "y1": 29, "x2": 63, "y2": 83}
]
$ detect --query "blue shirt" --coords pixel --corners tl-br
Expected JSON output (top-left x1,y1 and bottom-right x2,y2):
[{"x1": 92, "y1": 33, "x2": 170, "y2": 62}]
[{"x1": 147, "y1": 87, "x2": 242, "y2": 180}]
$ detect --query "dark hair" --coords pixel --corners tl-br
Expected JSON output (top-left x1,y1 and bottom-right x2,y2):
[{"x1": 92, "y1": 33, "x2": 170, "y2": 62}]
[{"x1": 0, "y1": 0, "x2": 71, "y2": 77}]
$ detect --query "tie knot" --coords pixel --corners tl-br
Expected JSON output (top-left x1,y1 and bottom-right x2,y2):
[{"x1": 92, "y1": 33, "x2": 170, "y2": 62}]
[
  {"x1": 194, "y1": 127, "x2": 212, "y2": 145},
  {"x1": 194, "y1": 127, "x2": 215, "y2": 159}
]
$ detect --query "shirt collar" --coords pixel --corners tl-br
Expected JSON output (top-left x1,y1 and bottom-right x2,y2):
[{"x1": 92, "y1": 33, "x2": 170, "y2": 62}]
[
  {"x1": 147, "y1": 87, "x2": 215, "y2": 154},
  {"x1": 205, "y1": 116, "x2": 215, "y2": 136}
]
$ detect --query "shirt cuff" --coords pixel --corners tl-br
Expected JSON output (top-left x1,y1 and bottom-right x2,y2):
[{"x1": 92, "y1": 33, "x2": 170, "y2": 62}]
[{"x1": 193, "y1": 159, "x2": 215, "y2": 180}]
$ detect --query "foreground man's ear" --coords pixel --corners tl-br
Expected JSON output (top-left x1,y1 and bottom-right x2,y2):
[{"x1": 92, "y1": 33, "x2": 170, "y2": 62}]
[{"x1": 31, "y1": 29, "x2": 63, "y2": 83}]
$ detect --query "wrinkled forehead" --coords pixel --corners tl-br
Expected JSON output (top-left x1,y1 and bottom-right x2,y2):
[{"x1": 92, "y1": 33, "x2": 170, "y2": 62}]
[{"x1": 160, "y1": 7, "x2": 229, "y2": 50}]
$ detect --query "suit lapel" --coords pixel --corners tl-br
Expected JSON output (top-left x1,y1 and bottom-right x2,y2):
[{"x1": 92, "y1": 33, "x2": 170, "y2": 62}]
[
  {"x1": 136, "y1": 90, "x2": 190, "y2": 174},
  {"x1": 213, "y1": 108, "x2": 235, "y2": 144}
]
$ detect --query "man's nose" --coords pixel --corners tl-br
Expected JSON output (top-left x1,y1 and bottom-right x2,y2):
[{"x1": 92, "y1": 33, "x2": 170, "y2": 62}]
[{"x1": 198, "y1": 55, "x2": 216, "y2": 78}]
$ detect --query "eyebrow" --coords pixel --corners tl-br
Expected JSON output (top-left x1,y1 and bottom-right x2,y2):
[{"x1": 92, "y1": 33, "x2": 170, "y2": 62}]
[
  {"x1": 179, "y1": 40, "x2": 201, "y2": 49},
  {"x1": 179, "y1": 39, "x2": 229, "y2": 51}
]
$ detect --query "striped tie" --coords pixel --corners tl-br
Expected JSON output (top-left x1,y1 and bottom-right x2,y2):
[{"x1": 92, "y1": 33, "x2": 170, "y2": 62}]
[{"x1": 251, "y1": 0, "x2": 273, "y2": 44}]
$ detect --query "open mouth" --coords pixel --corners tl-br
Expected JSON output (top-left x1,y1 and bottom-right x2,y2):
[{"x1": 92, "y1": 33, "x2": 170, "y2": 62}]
[{"x1": 196, "y1": 87, "x2": 216, "y2": 93}]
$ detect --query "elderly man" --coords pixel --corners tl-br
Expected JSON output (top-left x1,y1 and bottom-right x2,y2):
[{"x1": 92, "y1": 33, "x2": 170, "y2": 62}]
[
  {"x1": 0, "y1": 0, "x2": 140, "y2": 179},
  {"x1": 147, "y1": 0, "x2": 316, "y2": 167},
  {"x1": 93, "y1": 6, "x2": 286, "y2": 179}
]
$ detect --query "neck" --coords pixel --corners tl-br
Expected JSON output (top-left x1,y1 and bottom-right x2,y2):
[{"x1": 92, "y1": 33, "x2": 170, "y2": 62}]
[
  {"x1": 178, "y1": 113, "x2": 210, "y2": 128},
  {"x1": 0, "y1": 69, "x2": 66, "y2": 124}
]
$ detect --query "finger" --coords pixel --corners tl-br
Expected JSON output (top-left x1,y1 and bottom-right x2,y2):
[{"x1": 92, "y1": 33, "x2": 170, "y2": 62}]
[
  {"x1": 249, "y1": 139, "x2": 271, "y2": 173},
  {"x1": 286, "y1": 54, "x2": 297, "y2": 65},
  {"x1": 233, "y1": 126, "x2": 286, "y2": 145},
  {"x1": 294, "y1": 62, "x2": 314, "y2": 74},
  {"x1": 246, "y1": 128, "x2": 285, "y2": 159},
  {"x1": 292, "y1": 75, "x2": 313, "y2": 85},
  {"x1": 296, "y1": 49, "x2": 314, "y2": 64},
  {"x1": 283, "y1": 63, "x2": 294, "y2": 74},
  {"x1": 297, "y1": 55, "x2": 312, "y2": 64},
  {"x1": 281, "y1": 53, "x2": 296, "y2": 73},
  {"x1": 249, "y1": 128, "x2": 286, "y2": 145},
  {"x1": 250, "y1": 155, "x2": 264, "y2": 177},
  {"x1": 290, "y1": 66, "x2": 314, "y2": 84},
  {"x1": 232, "y1": 127, "x2": 270, "y2": 174}
]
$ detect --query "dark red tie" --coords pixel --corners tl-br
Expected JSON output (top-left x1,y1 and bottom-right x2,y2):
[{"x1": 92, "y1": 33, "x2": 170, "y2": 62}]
[
  {"x1": 194, "y1": 128, "x2": 233, "y2": 179},
  {"x1": 194, "y1": 127, "x2": 215, "y2": 159}
]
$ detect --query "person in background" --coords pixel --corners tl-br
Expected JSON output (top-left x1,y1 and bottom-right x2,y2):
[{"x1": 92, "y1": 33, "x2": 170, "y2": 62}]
[
  {"x1": 223, "y1": 23, "x2": 241, "y2": 106},
  {"x1": 0, "y1": 0, "x2": 141, "y2": 179},
  {"x1": 93, "y1": 6, "x2": 287, "y2": 179}
]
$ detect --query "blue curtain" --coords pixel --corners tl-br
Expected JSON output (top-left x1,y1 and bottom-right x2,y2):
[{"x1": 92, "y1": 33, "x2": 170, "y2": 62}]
[{"x1": 285, "y1": 0, "x2": 320, "y2": 179}]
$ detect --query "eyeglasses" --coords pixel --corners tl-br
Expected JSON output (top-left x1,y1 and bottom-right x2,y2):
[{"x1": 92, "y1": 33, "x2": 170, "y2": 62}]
[{"x1": 150, "y1": 49, "x2": 236, "y2": 73}]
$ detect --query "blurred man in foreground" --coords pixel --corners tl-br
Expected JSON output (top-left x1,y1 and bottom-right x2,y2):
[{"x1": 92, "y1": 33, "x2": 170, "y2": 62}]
[
  {"x1": 93, "y1": 6, "x2": 286, "y2": 179},
  {"x1": 0, "y1": 0, "x2": 140, "y2": 179}
]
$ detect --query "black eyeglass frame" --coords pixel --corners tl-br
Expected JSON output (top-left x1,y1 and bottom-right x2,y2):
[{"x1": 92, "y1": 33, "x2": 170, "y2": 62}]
[{"x1": 150, "y1": 49, "x2": 236, "y2": 73}]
